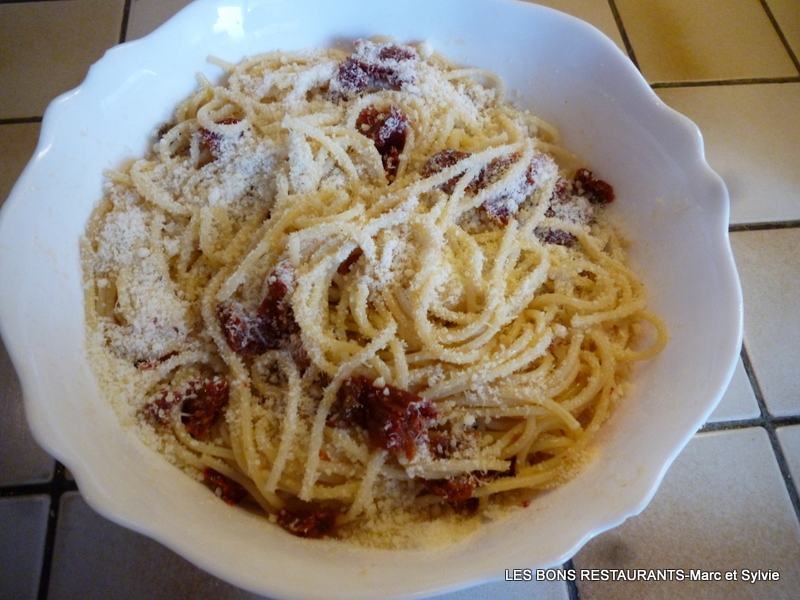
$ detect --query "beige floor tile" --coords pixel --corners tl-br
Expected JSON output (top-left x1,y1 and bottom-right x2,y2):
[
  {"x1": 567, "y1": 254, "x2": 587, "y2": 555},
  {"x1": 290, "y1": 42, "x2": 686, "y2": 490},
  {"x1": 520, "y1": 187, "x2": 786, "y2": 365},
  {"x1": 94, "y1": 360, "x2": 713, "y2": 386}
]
[
  {"x1": 0, "y1": 0, "x2": 125, "y2": 120},
  {"x1": 528, "y1": 0, "x2": 626, "y2": 51},
  {"x1": 126, "y1": 0, "x2": 195, "y2": 41},
  {"x1": 0, "y1": 123, "x2": 41, "y2": 206},
  {"x1": 615, "y1": 0, "x2": 796, "y2": 82},
  {"x1": 766, "y1": 0, "x2": 800, "y2": 62},
  {"x1": 657, "y1": 83, "x2": 800, "y2": 225},
  {"x1": 573, "y1": 428, "x2": 800, "y2": 599},
  {"x1": 730, "y1": 229, "x2": 800, "y2": 417},
  {"x1": 776, "y1": 425, "x2": 800, "y2": 497},
  {"x1": 707, "y1": 357, "x2": 760, "y2": 423}
]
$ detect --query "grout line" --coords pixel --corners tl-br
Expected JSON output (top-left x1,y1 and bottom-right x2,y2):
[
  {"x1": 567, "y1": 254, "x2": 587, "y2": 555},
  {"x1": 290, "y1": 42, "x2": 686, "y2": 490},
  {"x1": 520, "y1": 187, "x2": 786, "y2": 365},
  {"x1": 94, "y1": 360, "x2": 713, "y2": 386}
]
[
  {"x1": 36, "y1": 463, "x2": 78, "y2": 600},
  {"x1": 36, "y1": 463, "x2": 67, "y2": 600},
  {"x1": 730, "y1": 220, "x2": 800, "y2": 233},
  {"x1": 739, "y1": 346, "x2": 800, "y2": 525},
  {"x1": 700, "y1": 418, "x2": 765, "y2": 433},
  {"x1": 651, "y1": 76, "x2": 800, "y2": 89},
  {"x1": 759, "y1": 0, "x2": 800, "y2": 76},
  {"x1": 564, "y1": 558, "x2": 581, "y2": 599},
  {"x1": 605, "y1": 0, "x2": 640, "y2": 71},
  {"x1": 0, "y1": 117, "x2": 43, "y2": 126},
  {"x1": 0, "y1": 0, "x2": 71, "y2": 4},
  {"x1": 119, "y1": 0, "x2": 133, "y2": 44}
]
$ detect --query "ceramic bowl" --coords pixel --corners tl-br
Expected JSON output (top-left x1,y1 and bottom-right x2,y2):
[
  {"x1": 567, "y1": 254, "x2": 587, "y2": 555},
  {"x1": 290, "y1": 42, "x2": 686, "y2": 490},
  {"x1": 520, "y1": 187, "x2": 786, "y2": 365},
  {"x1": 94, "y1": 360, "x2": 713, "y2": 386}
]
[{"x1": 0, "y1": 0, "x2": 742, "y2": 598}]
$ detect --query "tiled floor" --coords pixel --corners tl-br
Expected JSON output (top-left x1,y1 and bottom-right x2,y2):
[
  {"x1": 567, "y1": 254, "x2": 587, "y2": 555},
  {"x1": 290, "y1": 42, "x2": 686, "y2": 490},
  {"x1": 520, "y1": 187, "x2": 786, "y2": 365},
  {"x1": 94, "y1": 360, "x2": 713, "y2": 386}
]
[{"x1": 1, "y1": 0, "x2": 798, "y2": 598}]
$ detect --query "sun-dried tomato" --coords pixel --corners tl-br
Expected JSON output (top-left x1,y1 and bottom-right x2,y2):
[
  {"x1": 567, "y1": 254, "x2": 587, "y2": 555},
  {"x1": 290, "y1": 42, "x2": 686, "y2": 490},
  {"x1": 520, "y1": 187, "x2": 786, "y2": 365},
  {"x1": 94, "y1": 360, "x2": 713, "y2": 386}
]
[
  {"x1": 421, "y1": 149, "x2": 472, "y2": 194},
  {"x1": 181, "y1": 378, "x2": 229, "y2": 438},
  {"x1": 482, "y1": 195, "x2": 516, "y2": 225},
  {"x1": 142, "y1": 389, "x2": 183, "y2": 426},
  {"x1": 330, "y1": 41, "x2": 417, "y2": 100},
  {"x1": 425, "y1": 474, "x2": 478, "y2": 502},
  {"x1": 545, "y1": 177, "x2": 571, "y2": 218},
  {"x1": 329, "y1": 375, "x2": 438, "y2": 460},
  {"x1": 425, "y1": 459, "x2": 515, "y2": 504},
  {"x1": 254, "y1": 275, "x2": 300, "y2": 345},
  {"x1": 471, "y1": 153, "x2": 519, "y2": 193},
  {"x1": 356, "y1": 105, "x2": 409, "y2": 181},
  {"x1": 217, "y1": 268, "x2": 299, "y2": 356},
  {"x1": 198, "y1": 118, "x2": 243, "y2": 159},
  {"x1": 216, "y1": 301, "x2": 269, "y2": 355},
  {"x1": 378, "y1": 44, "x2": 417, "y2": 61},
  {"x1": 535, "y1": 227, "x2": 577, "y2": 247},
  {"x1": 203, "y1": 468, "x2": 247, "y2": 505},
  {"x1": 142, "y1": 377, "x2": 229, "y2": 439},
  {"x1": 334, "y1": 57, "x2": 370, "y2": 96},
  {"x1": 574, "y1": 168, "x2": 614, "y2": 205},
  {"x1": 276, "y1": 505, "x2": 339, "y2": 539}
]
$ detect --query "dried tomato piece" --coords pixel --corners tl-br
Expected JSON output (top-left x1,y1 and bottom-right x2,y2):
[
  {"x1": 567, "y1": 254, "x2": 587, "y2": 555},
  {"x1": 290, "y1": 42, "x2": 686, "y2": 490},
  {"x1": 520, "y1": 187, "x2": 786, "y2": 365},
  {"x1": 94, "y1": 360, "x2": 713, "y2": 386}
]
[
  {"x1": 276, "y1": 505, "x2": 339, "y2": 539},
  {"x1": 378, "y1": 44, "x2": 417, "y2": 61},
  {"x1": 203, "y1": 468, "x2": 247, "y2": 505},
  {"x1": 545, "y1": 177, "x2": 571, "y2": 217},
  {"x1": 142, "y1": 377, "x2": 229, "y2": 439},
  {"x1": 198, "y1": 118, "x2": 243, "y2": 159},
  {"x1": 330, "y1": 41, "x2": 417, "y2": 100},
  {"x1": 330, "y1": 375, "x2": 438, "y2": 460},
  {"x1": 254, "y1": 274, "x2": 300, "y2": 346},
  {"x1": 421, "y1": 149, "x2": 472, "y2": 193},
  {"x1": 216, "y1": 300, "x2": 270, "y2": 356},
  {"x1": 181, "y1": 378, "x2": 229, "y2": 438},
  {"x1": 475, "y1": 153, "x2": 537, "y2": 225},
  {"x1": 535, "y1": 226, "x2": 577, "y2": 247},
  {"x1": 217, "y1": 267, "x2": 300, "y2": 356},
  {"x1": 356, "y1": 105, "x2": 409, "y2": 181},
  {"x1": 469, "y1": 153, "x2": 519, "y2": 194},
  {"x1": 334, "y1": 57, "x2": 370, "y2": 96},
  {"x1": 425, "y1": 460, "x2": 515, "y2": 504},
  {"x1": 574, "y1": 168, "x2": 614, "y2": 205},
  {"x1": 425, "y1": 474, "x2": 478, "y2": 502},
  {"x1": 142, "y1": 389, "x2": 183, "y2": 426}
]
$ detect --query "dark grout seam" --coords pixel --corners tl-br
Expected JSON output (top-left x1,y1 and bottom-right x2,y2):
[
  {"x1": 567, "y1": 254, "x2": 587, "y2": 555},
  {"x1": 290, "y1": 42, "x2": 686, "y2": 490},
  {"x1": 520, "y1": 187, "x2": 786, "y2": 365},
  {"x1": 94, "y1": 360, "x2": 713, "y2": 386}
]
[
  {"x1": 119, "y1": 0, "x2": 132, "y2": 45},
  {"x1": 739, "y1": 345, "x2": 800, "y2": 526},
  {"x1": 652, "y1": 76, "x2": 800, "y2": 89},
  {"x1": 0, "y1": 0, "x2": 68, "y2": 4},
  {"x1": 0, "y1": 117, "x2": 43, "y2": 126},
  {"x1": 35, "y1": 463, "x2": 76, "y2": 600},
  {"x1": 730, "y1": 220, "x2": 800, "y2": 233},
  {"x1": 759, "y1": 0, "x2": 800, "y2": 76},
  {"x1": 606, "y1": 0, "x2": 640, "y2": 71},
  {"x1": 565, "y1": 558, "x2": 581, "y2": 599}
]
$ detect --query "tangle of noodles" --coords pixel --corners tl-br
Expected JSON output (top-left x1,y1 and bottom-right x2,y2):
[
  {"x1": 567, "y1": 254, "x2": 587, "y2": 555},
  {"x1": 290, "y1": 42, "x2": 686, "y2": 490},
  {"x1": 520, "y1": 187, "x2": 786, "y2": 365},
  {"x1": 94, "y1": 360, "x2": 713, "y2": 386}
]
[{"x1": 82, "y1": 39, "x2": 667, "y2": 548}]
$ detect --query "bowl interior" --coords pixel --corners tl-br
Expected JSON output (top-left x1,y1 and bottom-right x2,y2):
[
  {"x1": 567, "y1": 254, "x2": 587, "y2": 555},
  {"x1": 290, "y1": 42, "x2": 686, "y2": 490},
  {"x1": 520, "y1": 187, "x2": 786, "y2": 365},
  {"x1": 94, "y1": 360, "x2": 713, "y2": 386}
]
[{"x1": 0, "y1": 1, "x2": 741, "y2": 598}]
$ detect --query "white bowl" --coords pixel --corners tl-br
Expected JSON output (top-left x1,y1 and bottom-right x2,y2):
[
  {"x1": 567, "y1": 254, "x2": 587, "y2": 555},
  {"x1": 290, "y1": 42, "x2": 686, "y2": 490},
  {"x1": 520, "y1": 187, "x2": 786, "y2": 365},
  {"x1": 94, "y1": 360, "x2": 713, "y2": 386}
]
[{"x1": 0, "y1": 0, "x2": 742, "y2": 598}]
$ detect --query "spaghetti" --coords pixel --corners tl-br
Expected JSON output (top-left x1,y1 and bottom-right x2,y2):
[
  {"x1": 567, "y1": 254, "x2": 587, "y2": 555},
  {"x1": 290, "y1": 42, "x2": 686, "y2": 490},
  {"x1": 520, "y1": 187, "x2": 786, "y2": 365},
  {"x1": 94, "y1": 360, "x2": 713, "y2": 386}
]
[{"x1": 82, "y1": 39, "x2": 667, "y2": 548}]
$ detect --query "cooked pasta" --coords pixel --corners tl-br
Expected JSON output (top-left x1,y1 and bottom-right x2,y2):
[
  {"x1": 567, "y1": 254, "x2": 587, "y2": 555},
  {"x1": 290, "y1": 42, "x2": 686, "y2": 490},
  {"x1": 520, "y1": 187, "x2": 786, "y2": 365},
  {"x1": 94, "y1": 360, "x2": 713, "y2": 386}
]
[{"x1": 82, "y1": 39, "x2": 667, "y2": 548}]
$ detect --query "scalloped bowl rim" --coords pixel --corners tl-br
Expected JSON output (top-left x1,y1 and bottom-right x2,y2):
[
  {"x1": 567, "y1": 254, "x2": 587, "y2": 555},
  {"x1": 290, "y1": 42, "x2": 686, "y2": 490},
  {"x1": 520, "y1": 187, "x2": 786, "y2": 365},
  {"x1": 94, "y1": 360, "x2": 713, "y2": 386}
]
[{"x1": 0, "y1": 0, "x2": 742, "y2": 598}]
